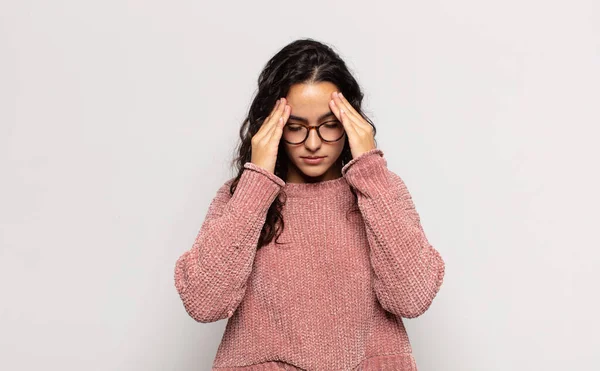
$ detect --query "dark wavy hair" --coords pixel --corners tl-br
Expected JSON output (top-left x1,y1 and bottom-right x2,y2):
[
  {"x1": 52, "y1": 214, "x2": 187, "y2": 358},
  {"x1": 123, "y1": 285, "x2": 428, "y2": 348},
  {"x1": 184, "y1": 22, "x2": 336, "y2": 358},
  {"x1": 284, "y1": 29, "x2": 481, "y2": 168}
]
[{"x1": 228, "y1": 38, "x2": 378, "y2": 249}]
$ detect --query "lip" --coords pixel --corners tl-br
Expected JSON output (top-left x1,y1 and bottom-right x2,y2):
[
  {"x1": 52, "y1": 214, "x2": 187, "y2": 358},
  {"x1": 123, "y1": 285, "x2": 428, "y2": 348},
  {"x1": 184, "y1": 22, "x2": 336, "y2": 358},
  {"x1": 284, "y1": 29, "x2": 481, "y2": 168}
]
[{"x1": 301, "y1": 156, "x2": 326, "y2": 165}]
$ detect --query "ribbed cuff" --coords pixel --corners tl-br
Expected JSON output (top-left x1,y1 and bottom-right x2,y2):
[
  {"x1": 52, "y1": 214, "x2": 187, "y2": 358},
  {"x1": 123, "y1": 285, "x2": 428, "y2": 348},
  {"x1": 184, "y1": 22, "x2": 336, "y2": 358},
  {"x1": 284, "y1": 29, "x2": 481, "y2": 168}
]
[
  {"x1": 341, "y1": 148, "x2": 390, "y2": 196},
  {"x1": 243, "y1": 162, "x2": 286, "y2": 187}
]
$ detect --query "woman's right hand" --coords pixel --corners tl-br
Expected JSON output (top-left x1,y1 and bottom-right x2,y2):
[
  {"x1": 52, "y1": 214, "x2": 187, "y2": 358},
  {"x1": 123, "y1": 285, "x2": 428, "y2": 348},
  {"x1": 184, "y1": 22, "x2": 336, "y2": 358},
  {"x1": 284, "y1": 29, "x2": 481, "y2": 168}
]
[{"x1": 250, "y1": 97, "x2": 290, "y2": 174}]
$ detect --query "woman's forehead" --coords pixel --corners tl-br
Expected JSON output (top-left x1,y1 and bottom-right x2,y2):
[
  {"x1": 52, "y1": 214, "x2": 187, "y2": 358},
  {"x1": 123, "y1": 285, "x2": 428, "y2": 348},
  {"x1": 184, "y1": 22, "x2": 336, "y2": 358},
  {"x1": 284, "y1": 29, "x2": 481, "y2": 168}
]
[{"x1": 286, "y1": 82, "x2": 338, "y2": 120}]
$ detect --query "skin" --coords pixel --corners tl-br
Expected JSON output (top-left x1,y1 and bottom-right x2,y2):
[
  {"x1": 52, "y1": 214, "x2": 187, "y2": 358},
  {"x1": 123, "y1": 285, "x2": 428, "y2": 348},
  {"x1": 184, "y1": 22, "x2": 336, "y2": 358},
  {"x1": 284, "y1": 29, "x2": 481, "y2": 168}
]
[
  {"x1": 250, "y1": 81, "x2": 377, "y2": 184},
  {"x1": 281, "y1": 81, "x2": 377, "y2": 184},
  {"x1": 282, "y1": 82, "x2": 347, "y2": 184}
]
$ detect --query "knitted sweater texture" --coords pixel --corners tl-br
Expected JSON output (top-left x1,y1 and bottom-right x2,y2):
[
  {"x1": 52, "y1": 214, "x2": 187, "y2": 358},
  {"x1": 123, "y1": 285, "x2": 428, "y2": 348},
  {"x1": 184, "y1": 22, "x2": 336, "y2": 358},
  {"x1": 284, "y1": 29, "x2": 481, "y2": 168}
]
[{"x1": 174, "y1": 148, "x2": 446, "y2": 371}]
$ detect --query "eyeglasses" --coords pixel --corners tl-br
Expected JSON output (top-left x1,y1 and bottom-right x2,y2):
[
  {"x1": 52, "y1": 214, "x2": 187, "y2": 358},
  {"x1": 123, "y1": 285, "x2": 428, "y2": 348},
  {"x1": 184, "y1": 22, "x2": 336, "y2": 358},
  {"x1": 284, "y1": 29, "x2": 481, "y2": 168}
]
[{"x1": 282, "y1": 121, "x2": 346, "y2": 144}]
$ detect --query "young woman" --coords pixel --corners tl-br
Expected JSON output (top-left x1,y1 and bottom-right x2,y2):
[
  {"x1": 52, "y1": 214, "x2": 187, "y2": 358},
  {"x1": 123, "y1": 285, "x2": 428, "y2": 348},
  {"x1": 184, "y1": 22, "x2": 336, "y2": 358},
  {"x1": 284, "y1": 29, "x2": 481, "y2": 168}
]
[{"x1": 174, "y1": 38, "x2": 446, "y2": 371}]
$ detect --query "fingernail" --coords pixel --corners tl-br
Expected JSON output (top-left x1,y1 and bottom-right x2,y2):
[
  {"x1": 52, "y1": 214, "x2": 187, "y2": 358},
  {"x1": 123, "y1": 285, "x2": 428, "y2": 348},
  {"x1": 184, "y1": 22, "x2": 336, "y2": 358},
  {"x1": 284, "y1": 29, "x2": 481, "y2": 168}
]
[{"x1": 339, "y1": 92, "x2": 344, "y2": 98}]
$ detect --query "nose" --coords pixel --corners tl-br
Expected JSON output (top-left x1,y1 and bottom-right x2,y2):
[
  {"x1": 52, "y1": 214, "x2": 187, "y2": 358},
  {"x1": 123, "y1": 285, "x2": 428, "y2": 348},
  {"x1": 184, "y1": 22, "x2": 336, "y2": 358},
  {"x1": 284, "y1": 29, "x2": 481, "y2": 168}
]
[{"x1": 304, "y1": 126, "x2": 322, "y2": 150}]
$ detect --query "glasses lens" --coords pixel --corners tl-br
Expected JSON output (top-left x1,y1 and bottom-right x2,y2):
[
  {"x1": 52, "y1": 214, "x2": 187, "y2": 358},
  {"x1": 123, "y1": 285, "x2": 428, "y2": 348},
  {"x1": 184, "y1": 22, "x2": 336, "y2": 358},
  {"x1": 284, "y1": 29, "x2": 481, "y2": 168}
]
[
  {"x1": 283, "y1": 123, "x2": 344, "y2": 144},
  {"x1": 283, "y1": 124, "x2": 307, "y2": 144},
  {"x1": 319, "y1": 122, "x2": 344, "y2": 141}
]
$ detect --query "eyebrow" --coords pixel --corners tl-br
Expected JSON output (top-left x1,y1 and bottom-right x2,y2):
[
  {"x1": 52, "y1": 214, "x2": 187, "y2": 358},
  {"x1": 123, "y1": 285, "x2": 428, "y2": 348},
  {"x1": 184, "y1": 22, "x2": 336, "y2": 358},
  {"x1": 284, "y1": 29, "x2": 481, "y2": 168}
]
[{"x1": 288, "y1": 112, "x2": 336, "y2": 123}]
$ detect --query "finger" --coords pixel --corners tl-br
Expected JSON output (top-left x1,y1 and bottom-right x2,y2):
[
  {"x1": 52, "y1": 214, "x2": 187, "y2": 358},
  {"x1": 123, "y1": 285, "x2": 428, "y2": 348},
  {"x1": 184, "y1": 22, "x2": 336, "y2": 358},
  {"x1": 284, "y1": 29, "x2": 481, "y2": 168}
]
[
  {"x1": 332, "y1": 93, "x2": 375, "y2": 140},
  {"x1": 258, "y1": 99, "x2": 279, "y2": 133},
  {"x1": 257, "y1": 98, "x2": 284, "y2": 138},
  {"x1": 269, "y1": 97, "x2": 287, "y2": 126},
  {"x1": 329, "y1": 98, "x2": 358, "y2": 139},
  {"x1": 331, "y1": 92, "x2": 359, "y2": 122},
  {"x1": 333, "y1": 92, "x2": 371, "y2": 131},
  {"x1": 266, "y1": 99, "x2": 283, "y2": 126},
  {"x1": 266, "y1": 103, "x2": 289, "y2": 140}
]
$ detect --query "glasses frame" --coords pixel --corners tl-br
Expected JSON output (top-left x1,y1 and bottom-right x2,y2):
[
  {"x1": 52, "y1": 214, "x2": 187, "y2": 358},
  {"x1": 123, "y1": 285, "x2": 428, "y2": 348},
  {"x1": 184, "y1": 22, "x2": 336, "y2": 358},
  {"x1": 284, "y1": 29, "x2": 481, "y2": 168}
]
[{"x1": 282, "y1": 121, "x2": 346, "y2": 145}]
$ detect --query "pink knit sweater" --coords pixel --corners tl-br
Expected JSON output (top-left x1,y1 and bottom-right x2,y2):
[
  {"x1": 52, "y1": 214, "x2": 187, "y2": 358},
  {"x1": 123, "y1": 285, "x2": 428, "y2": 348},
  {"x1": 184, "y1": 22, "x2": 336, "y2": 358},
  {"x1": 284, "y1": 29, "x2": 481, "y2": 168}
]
[{"x1": 174, "y1": 148, "x2": 445, "y2": 371}]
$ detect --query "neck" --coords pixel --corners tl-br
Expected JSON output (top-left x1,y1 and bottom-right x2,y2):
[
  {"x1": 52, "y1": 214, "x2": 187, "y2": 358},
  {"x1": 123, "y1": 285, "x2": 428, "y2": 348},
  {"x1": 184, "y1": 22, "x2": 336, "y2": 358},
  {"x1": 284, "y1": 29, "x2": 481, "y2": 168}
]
[
  {"x1": 284, "y1": 160, "x2": 343, "y2": 184},
  {"x1": 281, "y1": 159, "x2": 349, "y2": 199}
]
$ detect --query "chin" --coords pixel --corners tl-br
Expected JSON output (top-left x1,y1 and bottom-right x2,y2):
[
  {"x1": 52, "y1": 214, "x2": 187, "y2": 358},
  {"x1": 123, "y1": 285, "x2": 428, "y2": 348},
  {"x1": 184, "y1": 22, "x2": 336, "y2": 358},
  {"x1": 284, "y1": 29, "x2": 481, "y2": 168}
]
[
  {"x1": 303, "y1": 169, "x2": 327, "y2": 177},
  {"x1": 297, "y1": 163, "x2": 330, "y2": 177}
]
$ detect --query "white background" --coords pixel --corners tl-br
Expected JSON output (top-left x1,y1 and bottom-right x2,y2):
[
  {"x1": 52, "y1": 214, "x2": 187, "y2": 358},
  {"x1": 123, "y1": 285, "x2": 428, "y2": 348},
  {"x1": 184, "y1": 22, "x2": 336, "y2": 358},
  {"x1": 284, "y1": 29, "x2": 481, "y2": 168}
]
[{"x1": 1, "y1": 1, "x2": 599, "y2": 370}]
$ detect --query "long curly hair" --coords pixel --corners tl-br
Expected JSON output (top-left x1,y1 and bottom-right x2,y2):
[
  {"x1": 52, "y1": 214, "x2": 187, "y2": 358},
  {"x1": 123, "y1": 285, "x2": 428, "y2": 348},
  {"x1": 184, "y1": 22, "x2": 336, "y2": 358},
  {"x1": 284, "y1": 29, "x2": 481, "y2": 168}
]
[{"x1": 228, "y1": 38, "x2": 378, "y2": 249}]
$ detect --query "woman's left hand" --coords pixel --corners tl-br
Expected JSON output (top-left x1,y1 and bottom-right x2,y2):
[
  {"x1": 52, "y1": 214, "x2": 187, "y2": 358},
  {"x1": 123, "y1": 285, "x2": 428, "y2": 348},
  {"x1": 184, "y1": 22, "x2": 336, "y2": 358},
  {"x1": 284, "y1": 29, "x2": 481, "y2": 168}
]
[{"x1": 329, "y1": 91, "x2": 377, "y2": 159}]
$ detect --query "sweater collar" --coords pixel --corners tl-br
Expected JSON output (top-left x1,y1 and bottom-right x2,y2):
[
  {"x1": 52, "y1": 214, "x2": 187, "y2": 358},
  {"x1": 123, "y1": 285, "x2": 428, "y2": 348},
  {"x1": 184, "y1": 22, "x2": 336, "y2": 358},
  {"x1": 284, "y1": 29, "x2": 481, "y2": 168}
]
[{"x1": 280, "y1": 175, "x2": 350, "y2": 199}]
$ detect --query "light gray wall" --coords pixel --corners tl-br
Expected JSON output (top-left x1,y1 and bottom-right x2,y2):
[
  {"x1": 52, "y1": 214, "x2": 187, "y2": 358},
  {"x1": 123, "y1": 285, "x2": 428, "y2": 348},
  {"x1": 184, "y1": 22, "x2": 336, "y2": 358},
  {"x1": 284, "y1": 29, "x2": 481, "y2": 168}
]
[{"x1": 1, "y1": 1, "x2": 598, "y2": 370}]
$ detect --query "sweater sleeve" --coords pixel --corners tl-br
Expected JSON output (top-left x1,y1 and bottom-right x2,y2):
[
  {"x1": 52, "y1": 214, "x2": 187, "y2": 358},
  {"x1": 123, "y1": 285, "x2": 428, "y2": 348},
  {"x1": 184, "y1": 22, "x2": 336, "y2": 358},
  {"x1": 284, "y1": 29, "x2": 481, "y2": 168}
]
[
  {"x1": 341, "y1": 148, "x2": 445, "y2": 319},
  {"x1": 174, "y1": 162, "x2": 285, "y2": 323}
]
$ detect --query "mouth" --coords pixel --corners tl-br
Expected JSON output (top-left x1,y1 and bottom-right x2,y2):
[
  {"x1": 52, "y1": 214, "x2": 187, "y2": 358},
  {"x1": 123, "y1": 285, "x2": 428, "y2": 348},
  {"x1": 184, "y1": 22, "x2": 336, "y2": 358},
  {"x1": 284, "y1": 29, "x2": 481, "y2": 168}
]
[{"x1": 301, "y1": 156, "x2": 326, "y2": 165}]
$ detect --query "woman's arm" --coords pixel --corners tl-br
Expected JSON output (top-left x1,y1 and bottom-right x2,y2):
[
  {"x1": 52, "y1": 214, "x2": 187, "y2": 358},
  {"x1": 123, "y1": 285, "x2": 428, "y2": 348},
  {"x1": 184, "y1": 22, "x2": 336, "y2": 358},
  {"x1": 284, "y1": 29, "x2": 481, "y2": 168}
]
[
  {"x1": 342, "y1": 148, "x2": 446, "y2": 319},
  {"x1": 174, "y1": 162, "x2": 285, "y2": 323}
]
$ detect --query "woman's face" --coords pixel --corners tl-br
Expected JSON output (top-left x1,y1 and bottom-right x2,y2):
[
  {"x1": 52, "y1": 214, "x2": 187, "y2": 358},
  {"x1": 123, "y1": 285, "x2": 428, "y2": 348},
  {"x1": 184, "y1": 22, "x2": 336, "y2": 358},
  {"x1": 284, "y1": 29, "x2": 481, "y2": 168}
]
[{"x1": 282, "y1": 81, "x2": 347, "y2": 183}]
